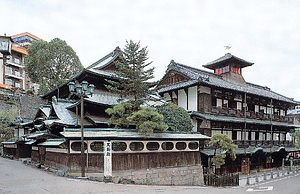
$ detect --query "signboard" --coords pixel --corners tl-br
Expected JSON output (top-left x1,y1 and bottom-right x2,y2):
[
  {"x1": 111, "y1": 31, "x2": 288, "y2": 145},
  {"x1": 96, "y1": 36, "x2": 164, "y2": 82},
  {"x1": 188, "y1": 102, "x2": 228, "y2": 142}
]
[
  {"x1": 104, "y1": 141, "x2": 112, "y2": 178},
  {"x1": 0, "y1": 36, "x2": 12, "y2": 55}
]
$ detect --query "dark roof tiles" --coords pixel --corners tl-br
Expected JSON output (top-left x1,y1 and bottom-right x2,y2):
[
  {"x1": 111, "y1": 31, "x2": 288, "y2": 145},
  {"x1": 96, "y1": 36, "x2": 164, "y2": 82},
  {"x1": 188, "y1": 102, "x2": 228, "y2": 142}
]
[{"x1": 158, "y1": 60, "x2": 297, "y2": 104}]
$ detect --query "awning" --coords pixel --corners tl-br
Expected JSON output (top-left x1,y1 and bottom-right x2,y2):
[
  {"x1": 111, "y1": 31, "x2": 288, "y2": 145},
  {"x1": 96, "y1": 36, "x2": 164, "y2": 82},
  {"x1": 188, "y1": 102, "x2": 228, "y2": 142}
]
[{"x1": 37, "y1": 138, "x2": 66, "y2": 147}]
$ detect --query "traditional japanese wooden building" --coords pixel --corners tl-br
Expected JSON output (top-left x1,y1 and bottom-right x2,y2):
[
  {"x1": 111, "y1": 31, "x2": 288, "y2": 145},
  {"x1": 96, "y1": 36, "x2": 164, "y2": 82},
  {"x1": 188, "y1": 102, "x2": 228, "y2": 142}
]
[
  {"x1": 156, "y1": 53, "x2": 300, "y2": 174},
  {"x1": 22, "y1": 47, "x2": 210, "y2": 185}
]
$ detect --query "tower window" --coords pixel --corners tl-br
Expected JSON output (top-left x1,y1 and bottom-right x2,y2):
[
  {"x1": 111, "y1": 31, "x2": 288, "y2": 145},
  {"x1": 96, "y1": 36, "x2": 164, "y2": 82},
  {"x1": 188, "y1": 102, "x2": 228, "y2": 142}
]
[{"x1": 231, "y1": 65, "x2": 241, "y2": 74}]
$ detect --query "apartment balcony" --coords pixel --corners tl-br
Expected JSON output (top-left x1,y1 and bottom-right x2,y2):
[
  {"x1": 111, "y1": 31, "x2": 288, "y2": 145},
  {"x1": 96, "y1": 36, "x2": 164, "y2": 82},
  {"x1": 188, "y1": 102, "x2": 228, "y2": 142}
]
[
  {"x1": 5, "y1": 70, "x2": 24, "y2": 80},
  {"x1": 6, "y1": 58, "x2": 24, "y2": 68},
  {"x1": 210, "y1": 106, "x2": 293, "y2": 123}
]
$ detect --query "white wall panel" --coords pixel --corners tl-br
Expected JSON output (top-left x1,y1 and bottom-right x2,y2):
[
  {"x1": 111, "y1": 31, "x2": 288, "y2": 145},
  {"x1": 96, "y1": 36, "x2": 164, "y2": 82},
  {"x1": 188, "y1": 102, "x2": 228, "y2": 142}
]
[
  {"x1": 178, "y1": 89, "x2": 187, "y2": 110},
  {"x1": 188, "y1": 86, "x2": 197, "y2": 111}
]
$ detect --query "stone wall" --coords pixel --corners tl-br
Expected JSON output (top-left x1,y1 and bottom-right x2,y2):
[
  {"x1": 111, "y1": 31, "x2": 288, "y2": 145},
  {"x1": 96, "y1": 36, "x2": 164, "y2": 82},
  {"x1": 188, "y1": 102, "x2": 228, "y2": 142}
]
[{"x1": 113, "y1": 164, "x2": 204, "y2": 186}]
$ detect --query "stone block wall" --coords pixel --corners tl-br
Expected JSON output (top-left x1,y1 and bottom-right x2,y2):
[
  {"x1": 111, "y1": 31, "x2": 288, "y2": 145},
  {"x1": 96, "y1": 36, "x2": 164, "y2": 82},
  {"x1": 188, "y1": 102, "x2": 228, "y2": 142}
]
[{"x1": 113, "y1": 164, "x2": 204, "y2": 186}]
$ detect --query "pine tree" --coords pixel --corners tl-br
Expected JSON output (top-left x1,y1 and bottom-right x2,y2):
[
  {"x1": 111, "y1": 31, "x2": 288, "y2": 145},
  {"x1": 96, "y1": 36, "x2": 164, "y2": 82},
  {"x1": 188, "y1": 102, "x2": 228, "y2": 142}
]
[
  {"x1": 106, "y1": 40, "x2": 155, "y2": 111},
  {"x1": 209, "y1": 133, "x2": 237, "y2": 174}
]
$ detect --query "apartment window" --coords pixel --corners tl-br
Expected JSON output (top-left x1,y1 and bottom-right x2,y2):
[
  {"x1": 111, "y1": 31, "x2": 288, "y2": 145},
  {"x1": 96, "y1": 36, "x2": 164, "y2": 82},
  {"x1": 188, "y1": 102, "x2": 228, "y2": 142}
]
[
  {"x1": 14, "y1": 58, "x2": 20, "y2": 64},
  {"x1": 5, "y1": 79, "x2": 13, "y2": 86},
  {"x1": 15, "y1": 82, "x2": 21, "y2": 88},
  {"x1": 15, "y1": 70, "x2": 20, "y2": 77},
  {"x1": 5, "y1": 67, "x2": 12, "y2": 74}
]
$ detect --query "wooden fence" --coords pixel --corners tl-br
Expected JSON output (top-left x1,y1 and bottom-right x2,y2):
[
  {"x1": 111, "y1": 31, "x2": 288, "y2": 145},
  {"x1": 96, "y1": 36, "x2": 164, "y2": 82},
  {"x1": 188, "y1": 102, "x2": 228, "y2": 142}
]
[{"x1": 204, "y1": 173, "x2": 239, "y2": 186}]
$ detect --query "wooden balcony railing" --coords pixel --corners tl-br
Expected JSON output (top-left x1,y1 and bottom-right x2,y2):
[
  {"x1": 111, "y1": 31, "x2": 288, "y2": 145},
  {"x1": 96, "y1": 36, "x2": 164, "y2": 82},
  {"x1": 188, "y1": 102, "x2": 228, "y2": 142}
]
[
  {"x1": 233, "y1": 140, "x2": 293, "y2": 147},
  {"x1": 210, "y1": 106, "x2": 293, "y2": 123}
]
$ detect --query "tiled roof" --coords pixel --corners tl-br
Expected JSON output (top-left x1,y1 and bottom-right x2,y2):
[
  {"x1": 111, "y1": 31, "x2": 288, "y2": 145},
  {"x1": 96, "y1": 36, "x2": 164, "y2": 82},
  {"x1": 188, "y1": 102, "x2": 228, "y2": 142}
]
[
  {"x1": 61, "y1": 128, "x2": 211, "y2": 140},
  {"x1": 37, "y1": 138, "x2": 66, "y2": 147},
  {"x1": 201, "y1": 145, "x2": 297, "y2": 156},
  {"x1": 86, "y1": 91, "x2": 119, "y2": 106},
  {"x1": 203, "y1": 53, "x2": 254, "y2": 69},
  {"x1": 19, "y1": 96, "x2": 45, "y2": 119},
  {"x1": 51, "y1": 100, "x2": 78, "y2": 126},
  {"x1": 86, "y1": 46, "x2": 120, "y2": 70},
  {"x1": 157, "y1": 60, "x2": 297, "y2": 104},
  {"x1": 39, "y1": 105, "x2": 51, "y2": 117}
]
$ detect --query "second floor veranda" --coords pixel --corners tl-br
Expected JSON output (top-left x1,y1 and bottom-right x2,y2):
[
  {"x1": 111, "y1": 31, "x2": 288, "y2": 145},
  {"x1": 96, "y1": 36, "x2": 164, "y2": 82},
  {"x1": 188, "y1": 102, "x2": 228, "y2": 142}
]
[{"x1": 209, "y1": 106, "x2": 293, "y2": 124}]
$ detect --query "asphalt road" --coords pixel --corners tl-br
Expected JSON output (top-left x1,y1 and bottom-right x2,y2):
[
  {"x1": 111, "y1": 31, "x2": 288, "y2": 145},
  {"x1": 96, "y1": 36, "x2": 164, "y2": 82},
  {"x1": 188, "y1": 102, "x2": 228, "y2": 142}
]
[{"x1": 0, "y1": 157, "x2": 300, "y2": 194}]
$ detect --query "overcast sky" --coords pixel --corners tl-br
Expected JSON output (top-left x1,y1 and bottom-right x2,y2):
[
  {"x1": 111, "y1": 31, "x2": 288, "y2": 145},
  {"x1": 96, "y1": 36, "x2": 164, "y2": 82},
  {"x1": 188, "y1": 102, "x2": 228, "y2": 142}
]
[{"x1": 1, "y1": 0, "x2": 300, "y2": 101}]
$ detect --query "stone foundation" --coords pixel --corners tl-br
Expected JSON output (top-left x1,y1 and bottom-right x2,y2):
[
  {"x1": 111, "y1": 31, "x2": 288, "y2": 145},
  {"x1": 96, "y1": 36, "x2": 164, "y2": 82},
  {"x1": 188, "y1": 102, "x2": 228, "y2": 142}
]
[{"x1": 113, "y1": 164, "x2": 204, "y2": 186}]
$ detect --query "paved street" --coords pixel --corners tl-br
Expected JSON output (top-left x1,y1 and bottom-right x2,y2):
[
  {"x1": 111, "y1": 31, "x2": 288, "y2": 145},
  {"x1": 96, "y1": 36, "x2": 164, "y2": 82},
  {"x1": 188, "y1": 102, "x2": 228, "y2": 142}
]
[{"x1": 1, "y1": 156, "x2": 300, "y2": 194}]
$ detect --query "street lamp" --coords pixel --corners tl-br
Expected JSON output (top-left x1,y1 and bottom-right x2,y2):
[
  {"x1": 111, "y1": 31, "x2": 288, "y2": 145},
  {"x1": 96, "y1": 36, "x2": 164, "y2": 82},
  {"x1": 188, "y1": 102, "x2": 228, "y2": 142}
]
[{"x1": 68, "y1": 80, "x2": 95, "y2": 178}]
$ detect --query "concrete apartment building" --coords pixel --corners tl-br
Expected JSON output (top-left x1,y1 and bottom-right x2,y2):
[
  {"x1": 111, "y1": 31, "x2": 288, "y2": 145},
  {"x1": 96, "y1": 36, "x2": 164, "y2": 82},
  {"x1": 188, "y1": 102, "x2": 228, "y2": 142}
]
[{"x1": 0, "y1": 32, "x2": 41, "y2": 93}]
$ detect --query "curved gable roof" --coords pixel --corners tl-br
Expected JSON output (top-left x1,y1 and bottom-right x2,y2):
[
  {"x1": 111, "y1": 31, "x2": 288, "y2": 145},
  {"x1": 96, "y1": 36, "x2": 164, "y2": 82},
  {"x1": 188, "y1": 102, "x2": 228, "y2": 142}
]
[{"x1": 203, "y1": 53, "x2": 254, "y2": 70}]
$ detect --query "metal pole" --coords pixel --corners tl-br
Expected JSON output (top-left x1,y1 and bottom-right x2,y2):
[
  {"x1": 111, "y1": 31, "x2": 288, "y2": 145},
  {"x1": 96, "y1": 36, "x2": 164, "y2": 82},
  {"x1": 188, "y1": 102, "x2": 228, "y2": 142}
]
[{"x1": 80, "y1": 94, "x2": 85, "y2": 177}]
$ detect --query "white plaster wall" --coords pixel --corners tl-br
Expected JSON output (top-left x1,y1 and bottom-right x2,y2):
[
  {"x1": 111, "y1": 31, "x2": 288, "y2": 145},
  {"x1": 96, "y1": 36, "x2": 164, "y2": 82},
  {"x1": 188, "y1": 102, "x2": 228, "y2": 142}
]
[
  {"x1": 188, "y1": 86, "x2": 197, "y2": 111},
  {"x1": 191, "y1": 118, "x2": 197, "y2": 132},
  {"x1": 178, "y1": 89, "x2": 187, "y2": 110}
]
